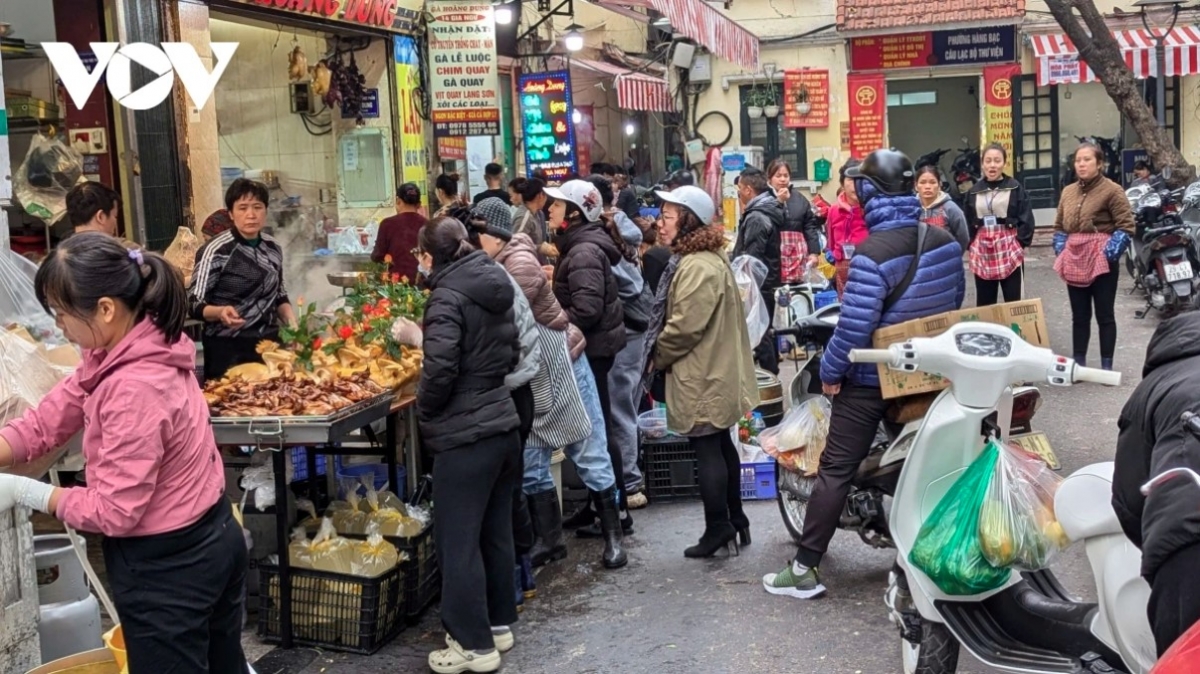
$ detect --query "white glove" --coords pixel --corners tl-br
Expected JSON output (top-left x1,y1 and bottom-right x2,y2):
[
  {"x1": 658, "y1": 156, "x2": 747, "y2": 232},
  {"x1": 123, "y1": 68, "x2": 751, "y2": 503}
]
[{"x1": 0, "y1": 474, "x2": 56, "y2": 513}]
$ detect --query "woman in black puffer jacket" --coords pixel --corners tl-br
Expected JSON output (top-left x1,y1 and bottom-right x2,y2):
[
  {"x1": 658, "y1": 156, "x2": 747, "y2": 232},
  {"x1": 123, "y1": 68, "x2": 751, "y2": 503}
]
[
  {"x1": 546, "y1": 180, "x2": 630, "y2": 521},
  {"x1": 417, "y1": 216, "x2": 522, "y2": 674}
]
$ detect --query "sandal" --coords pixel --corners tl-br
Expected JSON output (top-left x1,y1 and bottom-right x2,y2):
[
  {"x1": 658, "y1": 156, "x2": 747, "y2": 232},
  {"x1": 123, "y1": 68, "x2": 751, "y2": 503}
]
[{"x1": 428, "y1": 635, "x2": 501, "y2": 673}]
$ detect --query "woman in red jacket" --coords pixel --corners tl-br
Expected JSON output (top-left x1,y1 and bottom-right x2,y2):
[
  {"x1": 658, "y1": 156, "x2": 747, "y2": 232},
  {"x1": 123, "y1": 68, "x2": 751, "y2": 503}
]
[{"x1": 825, "y1": 159, "x2": 868, "y2": 296}]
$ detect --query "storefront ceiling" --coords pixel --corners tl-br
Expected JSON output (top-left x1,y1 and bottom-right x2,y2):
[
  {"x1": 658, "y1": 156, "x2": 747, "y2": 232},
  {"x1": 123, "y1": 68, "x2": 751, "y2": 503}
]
[
  {"x1": 836, "y1": 0, "x2": 1025, "y2": 33},
  {"x1": 589, "y1": 0, "x2": 758, "y2": 70}
]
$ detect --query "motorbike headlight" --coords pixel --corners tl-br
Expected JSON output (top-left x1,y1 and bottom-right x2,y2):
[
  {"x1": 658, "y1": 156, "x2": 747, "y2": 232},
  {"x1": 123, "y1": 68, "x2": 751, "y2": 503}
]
[
  {"x1": 1126, "y1": 185, "x2": 1151, "y2": 201},
  {"x1": 1139, "y1": 191, "x2": 1163, "y2": 210},
  {"x1": 1184, "y1": 183, "x2": 1200, "y2": 207}
]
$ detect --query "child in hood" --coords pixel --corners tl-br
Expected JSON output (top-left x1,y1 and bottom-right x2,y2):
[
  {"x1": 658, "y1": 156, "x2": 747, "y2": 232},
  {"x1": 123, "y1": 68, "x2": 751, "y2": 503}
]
[{"x1": 826, "y1": 160, "x2": 869, "y2": 296}]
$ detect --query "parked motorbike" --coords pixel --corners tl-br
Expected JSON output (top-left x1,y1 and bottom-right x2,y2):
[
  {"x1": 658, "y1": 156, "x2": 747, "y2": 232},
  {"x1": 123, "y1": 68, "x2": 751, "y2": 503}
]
[
  {"x1": 852, "y1": 323, "x2": 1145, "y2": 674},
  {"x1": 1124, "y1": 185, "x2": 1200, "y2": 316},
  {"x1": 771, "y1": 314, "x2": 1045, "y2": 551},
  {"x1": 949, "y1": 140, "x2": 980, "y2": 207},
  {"x1": 1063, "y1": 135, "x2": 1122, "y2": 187}
]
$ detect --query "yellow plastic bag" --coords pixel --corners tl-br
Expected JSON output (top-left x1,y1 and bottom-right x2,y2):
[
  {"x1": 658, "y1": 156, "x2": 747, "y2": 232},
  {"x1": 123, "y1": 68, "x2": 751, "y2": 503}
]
[
  {"x1": 816, "y1": 256, "x2": 836, "y2": 280},
  {"x1": 330, "y1": 492, "x2": 367, "y2": 535},
  {"x1": 102, "y1": 626, "x2": 128, "y2": 674},
  {"x1": 349, "y1": 522, "x2": 404, "y2": 577}
]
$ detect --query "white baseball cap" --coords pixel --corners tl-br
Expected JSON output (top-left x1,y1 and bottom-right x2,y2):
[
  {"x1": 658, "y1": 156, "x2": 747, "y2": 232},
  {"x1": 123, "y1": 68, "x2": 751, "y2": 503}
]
[
  {"x1": 544, "y1": 180, "x2": 603, "y2": 222},
  {"x1": 655, "y1": 185, "x2": 715, "y2": 225}
]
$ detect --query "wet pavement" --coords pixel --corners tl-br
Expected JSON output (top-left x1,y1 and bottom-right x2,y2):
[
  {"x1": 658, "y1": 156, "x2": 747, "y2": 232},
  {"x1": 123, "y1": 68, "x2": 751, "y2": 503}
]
[{"x1": 248, "y1": 251, "x2": 1160, "y2": 674}]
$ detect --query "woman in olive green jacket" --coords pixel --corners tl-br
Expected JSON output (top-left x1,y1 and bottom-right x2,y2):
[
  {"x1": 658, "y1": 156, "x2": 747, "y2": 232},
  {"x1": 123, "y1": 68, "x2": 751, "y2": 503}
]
[{"x1": 647, "y1": 186, "x2": 759, "y2": 559}]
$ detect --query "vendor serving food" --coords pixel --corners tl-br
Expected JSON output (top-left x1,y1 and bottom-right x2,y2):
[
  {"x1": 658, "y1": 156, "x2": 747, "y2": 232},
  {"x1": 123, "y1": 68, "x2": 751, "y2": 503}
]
[
  {"x1": 190, "y1": 178, "x2": 295, "y2": 382},
  {"x1": 0, "y1": 234, "x2": 250, "y2": 674}
]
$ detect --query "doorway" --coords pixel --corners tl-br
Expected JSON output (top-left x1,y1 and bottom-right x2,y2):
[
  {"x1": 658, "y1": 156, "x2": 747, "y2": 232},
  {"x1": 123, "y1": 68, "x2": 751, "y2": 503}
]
[{"x1": 885, "y1": 76, "x2": 980, "y2": 177}]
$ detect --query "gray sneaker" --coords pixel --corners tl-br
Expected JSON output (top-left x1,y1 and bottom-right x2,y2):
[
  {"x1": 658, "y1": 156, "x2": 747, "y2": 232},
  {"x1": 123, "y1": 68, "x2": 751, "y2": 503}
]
[{"x1": 762, "y1": 564, "x2": 827, "y2": 599}]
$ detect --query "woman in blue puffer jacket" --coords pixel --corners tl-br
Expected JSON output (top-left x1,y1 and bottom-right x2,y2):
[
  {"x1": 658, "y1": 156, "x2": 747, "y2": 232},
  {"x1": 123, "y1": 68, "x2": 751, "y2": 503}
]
[{"x1": 763, "y1": 149, "x2": 965, "y2": 600}]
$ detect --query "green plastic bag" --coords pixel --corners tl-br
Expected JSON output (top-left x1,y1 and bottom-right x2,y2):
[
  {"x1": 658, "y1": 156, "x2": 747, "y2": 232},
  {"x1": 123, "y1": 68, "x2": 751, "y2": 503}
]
[{"x1": 909, "y1": 440, "x2": 1012, "y2": 595}]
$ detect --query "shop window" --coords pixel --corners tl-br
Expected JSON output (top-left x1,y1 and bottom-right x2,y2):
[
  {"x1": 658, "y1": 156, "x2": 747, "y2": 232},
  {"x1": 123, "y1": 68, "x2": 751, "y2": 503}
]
[
  {"x1": 738, "y1": 84, "x2": 808, "y2": 179},
  {"x1": 338, "y1": 128, "x2": 393, "y2": 207},
  {"x1": 887, "y1": 91, "x2": 937, "y2": 107}
]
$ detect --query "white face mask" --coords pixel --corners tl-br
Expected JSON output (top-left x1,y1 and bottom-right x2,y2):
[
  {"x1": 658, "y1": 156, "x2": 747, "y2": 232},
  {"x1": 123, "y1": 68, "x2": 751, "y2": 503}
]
[{"x1": 418, "y1": 261, "x2": 431, "y2": 276}]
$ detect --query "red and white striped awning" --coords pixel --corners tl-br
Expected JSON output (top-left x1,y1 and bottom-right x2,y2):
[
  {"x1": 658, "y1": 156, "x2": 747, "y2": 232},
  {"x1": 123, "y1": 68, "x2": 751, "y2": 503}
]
[
  {"x1": 562, "y1": 58, "x2": 676, "y2": 112},
  {"x1": 590, "y1": 0, "x2": 758, "y2": 70},
  {"x1": 1029, "y1": 26, "x2": 1200, "y2": 86}
]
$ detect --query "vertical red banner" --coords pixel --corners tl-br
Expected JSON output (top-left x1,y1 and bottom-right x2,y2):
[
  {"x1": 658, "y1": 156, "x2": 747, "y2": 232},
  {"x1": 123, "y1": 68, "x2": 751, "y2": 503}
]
[
  {"x1": 847, "y1": 73, "x2": 887, "y2": 159},
  {"x1": 983, "y1": 64, "x2": 1022, "y2": 176},
  {"x1": 576, "y1": 105, "x2": 595, "y2": 176}
]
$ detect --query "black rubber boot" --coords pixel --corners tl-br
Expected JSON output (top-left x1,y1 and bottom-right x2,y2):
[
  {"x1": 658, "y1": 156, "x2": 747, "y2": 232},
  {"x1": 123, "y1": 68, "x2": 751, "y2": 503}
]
[
  {"x1": 577, "y1": 509, "x2": 633, "y2": 538},
  {"x1": 527, "y1": 490, "x2": 568, "y2": 568},
  {"x1": 595, "y1": 487, "x2": 628, "y2": 569},
  {"x1": 561, "y1": 500, "x2": 597, "y2": 529}
]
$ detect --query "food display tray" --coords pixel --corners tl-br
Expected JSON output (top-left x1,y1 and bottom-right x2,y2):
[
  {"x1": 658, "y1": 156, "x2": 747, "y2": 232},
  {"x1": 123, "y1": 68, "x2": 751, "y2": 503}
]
[{"x1": 210, "y1": 393, "x2": 394, "y2": 447}]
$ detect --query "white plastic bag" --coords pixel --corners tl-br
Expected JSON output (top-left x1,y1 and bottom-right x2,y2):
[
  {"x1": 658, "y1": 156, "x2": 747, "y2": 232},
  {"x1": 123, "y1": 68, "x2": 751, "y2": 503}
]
[
  {"x1": 759, "y1": 397, "x2": 831, "y2": 475},
  {"x1": 12, "y1": 134, "x2": 83, "y2": 224},
  {"x1": 0, "y1": 329, "x2": 73, "y2": 427},
  {"x1": 731, "y1": 255, "x2": 769, "y2": 347}
]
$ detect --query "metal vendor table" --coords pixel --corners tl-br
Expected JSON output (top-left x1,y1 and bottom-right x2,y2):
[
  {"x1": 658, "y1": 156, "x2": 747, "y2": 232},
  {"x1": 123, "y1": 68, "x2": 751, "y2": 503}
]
[{"x1": 210, "y1": 394, "x2": 422, "y2": 649}]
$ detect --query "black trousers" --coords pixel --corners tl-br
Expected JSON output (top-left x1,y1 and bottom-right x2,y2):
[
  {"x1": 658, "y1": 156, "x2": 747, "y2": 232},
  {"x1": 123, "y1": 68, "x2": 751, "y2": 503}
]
[
  {"x1": 795, "y1": 385, "x2": 890, "y2": 568},
  {"x1": 433, "y1": 431, "x2": 521, "y2": 649},
  {"x1": 201, "y1": 331, "x2": 278, "y2": 383},
  {"x1": 102, "y1": 499, "x2": 248, "y2": 674},
  {"x1": 511, "y1": 385, "x2": 535, "y2": 556},
  {"x1": 1067, "y1": 262, "x2": 1120, "y2": 361},
  {"x1": 1149, "y1": 542, "x2": 1200, "y2": 656},
  {"x1": 691, "y1": 430, "x2": 745, "y2": 527},
  {"x1": 974, "y1": 266, "x2": 1023, "y2": 307},
  {"x1": 588, "y1": 355, "x2": 627, "y2": 511},
  {"x1": 753, "y1": 291, "x2": 779, "y2": 375}
]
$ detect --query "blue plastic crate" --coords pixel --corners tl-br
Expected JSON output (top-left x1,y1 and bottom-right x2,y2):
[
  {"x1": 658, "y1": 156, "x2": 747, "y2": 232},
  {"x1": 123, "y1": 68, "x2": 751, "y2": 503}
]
[
  {"x1": 740, "y1": 460, "x2": 777, "y2": 500},
  {"x1": 813, "y1": 289, "x2": 838, "y2": 310},
  {"x1": 290, "y1": 449, "x2": 328, "y2": 483}
]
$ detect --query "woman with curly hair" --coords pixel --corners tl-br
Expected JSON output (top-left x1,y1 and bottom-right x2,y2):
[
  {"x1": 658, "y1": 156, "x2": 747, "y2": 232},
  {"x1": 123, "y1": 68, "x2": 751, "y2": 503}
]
[{"x1": 646, "y1": 186, "x2": 759, "y2": 558}]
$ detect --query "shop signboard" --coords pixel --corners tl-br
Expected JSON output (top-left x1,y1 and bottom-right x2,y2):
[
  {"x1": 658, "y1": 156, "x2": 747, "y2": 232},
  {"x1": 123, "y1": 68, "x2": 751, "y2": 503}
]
[
  {"x1": 1046, "y1": 55, "x2": 1081, "y2": 84},
  {"x1": 341, "y1": 88, "x2": 380, "y2": 119},
  {"x1": 227, "y1": 0, "x2": 424, "y2": 35},
  {"x1": 428, "y1": 1, "x2": 501, "y2": 139},
  {"x1": 847, "y1": 73, "x2": 886, "y2": 159},
  {"x1": 575, "y1": 105, "x2": 595, "y2": 176},
  {"x1": 983, "y1": 64, "x2": 1021, "y2": 176},
  {"x1": 437, "y1": 137, "x2": 468, "y2": 160},
  {"x1": 783, "y1": 69, "x2": 829, "y2": 129},
  {"x1": 393, "y1": 35, "x2": 427, "y2": 207},
  {"x1": 850, "y1": 26, "x2": 1016, "y2": 71},
  {"x1": 1122, "y1": 149, "x2": 1151, "y2": 187},
  {"x1": 518, "y1": 70, "x2": 577, "y2": 180}
]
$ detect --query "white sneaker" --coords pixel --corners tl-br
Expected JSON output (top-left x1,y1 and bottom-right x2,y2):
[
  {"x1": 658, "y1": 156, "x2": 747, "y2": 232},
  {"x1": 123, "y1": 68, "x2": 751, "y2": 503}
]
[
  {"x1": 627, "y1": 491, "x2": 648, "y2": 509},
  {"x1": 491, "y1": 626, "x2": 514, "y2": 652},
  {"x1": 428, "y1": 635, "x2": 501, "y2": 673}
]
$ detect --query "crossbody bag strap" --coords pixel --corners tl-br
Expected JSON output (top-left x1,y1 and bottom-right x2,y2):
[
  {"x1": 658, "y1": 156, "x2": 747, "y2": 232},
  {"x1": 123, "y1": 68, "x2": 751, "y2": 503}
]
[{"x1": 882, "y1": 221, "x2": 929, "y2": 315}]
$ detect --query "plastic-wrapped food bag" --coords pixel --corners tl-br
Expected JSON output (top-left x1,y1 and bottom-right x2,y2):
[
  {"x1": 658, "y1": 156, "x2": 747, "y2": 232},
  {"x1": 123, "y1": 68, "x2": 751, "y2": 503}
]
[
  {"x1": 305, "y1": 518, "x2": 354, "y2": 574},
  {"x1": 349, "y1": 522, "x2": 404, "y2": 578},
  {"x1": 12, "y1": 133, "x2": 84, "y2": 223},
  {"x1": 979, "y1": 440, "x2": 1071, "y2": 571},
  {"x1": 909, "y1": 441, "x2": 1012, "y2": 595},
  {"x1": 759, "y1": 397, "x2": 831, "y2": 475},
  {"x1": 288, "y1": 527, "x2": 315, "y2": 568},
  {"x1": 331, "y1": 491, "x2": 367, "y2": 534},
  {"x1": 163, "y1": 227, "x2": 201, "y2": 287},
  {"x1": 731, "y1": 255, "x2": 769, "y2": 347}
]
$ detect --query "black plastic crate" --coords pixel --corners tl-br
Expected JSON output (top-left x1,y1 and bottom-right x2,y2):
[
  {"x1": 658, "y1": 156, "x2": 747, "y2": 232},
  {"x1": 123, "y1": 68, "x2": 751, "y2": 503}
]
[
  {"x1": 344, "y1": 522, "x2": 440, "y2": 624},
  {"x1": 258, "y1": 563, "x2": 406, "y2": 654},
  {"x1": 639, "y1": 434, "x2": 700, "y2": 502}
]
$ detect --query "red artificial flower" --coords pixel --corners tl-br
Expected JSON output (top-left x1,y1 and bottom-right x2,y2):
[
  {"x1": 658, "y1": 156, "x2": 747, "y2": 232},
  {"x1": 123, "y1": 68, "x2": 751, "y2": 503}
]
[
  {"x1": 338, "y1": 325, "x2": 354, "y2": 340},
  {"x1": 378, "y1": 298, "x2": 391, "y2": 310},
  {"x1": 363, "y1": 303, "x2": 375, "y2": 316},
  {"x1": 391, "y1": 273, "x2": 401, "y2": 283},
  {"x1": 312, "y1": 337, "x2": 322, "y2": 350}
]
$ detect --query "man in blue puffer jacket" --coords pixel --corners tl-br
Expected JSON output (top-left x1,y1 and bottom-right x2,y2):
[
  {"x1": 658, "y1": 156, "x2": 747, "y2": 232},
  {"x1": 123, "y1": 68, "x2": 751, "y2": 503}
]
[{"x1": 764, "y1": 149, "x2": 965, "y2": 600}]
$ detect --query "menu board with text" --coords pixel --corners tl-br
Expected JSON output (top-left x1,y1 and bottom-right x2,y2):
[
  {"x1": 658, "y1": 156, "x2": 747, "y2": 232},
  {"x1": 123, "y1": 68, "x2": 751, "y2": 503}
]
[
  {"x1": 428, "y1": 1, "x2": 500, "y2": 138},
  {"x1": 518, "y1": 71, "x2": 577, "y2": 180}
]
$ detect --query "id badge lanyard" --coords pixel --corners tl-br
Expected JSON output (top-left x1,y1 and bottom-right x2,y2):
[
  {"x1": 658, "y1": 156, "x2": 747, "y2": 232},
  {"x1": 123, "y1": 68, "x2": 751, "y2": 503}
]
[{"x1": 983, "y1": 190, "x2": 1000, "y2": 230}]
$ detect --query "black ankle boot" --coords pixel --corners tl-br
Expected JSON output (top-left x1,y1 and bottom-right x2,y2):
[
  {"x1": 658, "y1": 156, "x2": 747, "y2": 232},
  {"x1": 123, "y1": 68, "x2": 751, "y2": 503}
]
[
  {"x1": 730, "y1": 511, "x2": 751, "y2": 546},
  {"x1": 684, "y1": 522, "x2": 739, "y2": 558},
  {"x1": 594, "y1": 487, "x2": 627, "y2": 569},
  {"x1": 527, "y1": 490, "x2": 568, "y2": 568}
]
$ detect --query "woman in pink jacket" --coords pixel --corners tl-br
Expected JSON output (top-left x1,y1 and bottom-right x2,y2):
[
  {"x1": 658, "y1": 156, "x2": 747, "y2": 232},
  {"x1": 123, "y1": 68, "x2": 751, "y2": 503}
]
[
  {"x1": 0, "y1": 234, "x2": 248, "y2": 674},
  {"x1": 825, "y1": 159, "x2": 869, "y2": 296}
]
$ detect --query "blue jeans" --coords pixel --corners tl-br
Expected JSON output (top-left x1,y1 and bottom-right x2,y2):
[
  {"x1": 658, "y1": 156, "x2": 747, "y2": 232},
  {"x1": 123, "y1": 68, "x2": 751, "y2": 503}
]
[{"x1": 523, "y1": 354, "x2": 617, "y2": 494}]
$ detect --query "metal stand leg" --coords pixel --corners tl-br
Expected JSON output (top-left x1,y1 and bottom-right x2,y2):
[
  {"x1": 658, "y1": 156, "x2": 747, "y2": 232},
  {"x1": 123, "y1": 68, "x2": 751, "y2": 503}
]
[
  {"x1": 272, "y1": 448, "x2": 293, "y2": 648},
  {"x1": 385, "y1": 413, "x2": 400, "y2": 497},
  {"x1": 405, "y1": 407, "x2": 421, "y2": 497},
  {"x1": 306, "y1": 449, "x2": 319, "y2": 504}
]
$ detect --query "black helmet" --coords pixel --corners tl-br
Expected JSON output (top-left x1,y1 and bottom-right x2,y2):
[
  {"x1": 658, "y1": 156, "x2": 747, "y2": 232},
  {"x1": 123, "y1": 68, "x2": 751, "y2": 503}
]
[
  {"x1": 664, "y1": 169, "x2": 695, "y2": 188},
  {"x1": 845, "y1": 149, "x2": 914, "y2": 196}
]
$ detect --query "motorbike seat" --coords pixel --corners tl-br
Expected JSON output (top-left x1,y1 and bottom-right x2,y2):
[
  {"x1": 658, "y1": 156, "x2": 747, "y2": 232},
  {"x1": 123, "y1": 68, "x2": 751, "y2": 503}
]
[{"x1": 1055, "y1": 462, "x2": 1125, "y2": 541}]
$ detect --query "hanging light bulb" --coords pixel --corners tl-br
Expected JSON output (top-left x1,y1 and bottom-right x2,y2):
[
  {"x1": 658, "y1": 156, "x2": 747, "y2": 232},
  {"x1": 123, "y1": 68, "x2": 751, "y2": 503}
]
[
  {"x1": 572, "y1": 108, "x2": 582, "y2": 124},
  {"x1": 624, "y1": 121, "x2": 636, "y2": 136},
  {"x1": 564, "y1": 24, "x2": 584, "y2": 52},
  {"x1": 494, "y1": 2, "x2": 514, "y2": 24}
]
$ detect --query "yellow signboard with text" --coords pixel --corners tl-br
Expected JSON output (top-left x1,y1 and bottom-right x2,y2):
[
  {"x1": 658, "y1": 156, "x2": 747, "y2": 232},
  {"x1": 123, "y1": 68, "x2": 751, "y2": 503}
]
[{"x1": 395, "y1": 36, "x2": 428, "y2": 211}]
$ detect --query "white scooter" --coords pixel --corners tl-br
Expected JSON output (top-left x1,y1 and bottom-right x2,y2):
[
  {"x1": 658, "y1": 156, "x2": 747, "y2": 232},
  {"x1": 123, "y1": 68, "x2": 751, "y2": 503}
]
[{"x1": 848, "y1": 322, "x2": 1151, "y2": 674}]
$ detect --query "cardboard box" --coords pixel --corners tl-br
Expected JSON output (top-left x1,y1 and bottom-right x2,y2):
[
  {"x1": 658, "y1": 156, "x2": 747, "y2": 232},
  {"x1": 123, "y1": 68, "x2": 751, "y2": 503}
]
[{"x1": 872, "y1": 299, "x2": 1049, "y2": 399}]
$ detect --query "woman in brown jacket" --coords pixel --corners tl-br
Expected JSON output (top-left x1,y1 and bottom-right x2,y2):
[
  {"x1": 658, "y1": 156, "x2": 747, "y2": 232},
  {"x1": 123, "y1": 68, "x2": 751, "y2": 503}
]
[
  {"x1": 1052, "y1": 142, "x2": 1135, "y2": 370},
  {"x1": 649, "y1": 186, "x2": 759, "y2": 558}
]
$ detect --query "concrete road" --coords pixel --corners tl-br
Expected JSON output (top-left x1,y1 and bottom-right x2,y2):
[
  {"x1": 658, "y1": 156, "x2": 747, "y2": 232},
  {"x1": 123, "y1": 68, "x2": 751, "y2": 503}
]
[{"x1": 253, "y1": 250, "x2": 1160, "y2": 674}]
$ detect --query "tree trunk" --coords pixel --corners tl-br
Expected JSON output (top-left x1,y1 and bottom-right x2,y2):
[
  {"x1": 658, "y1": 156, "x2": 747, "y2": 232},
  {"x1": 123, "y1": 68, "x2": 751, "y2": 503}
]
[{"x1": 1044, "y1": 0, "x2": 1196, "y2": 187}]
